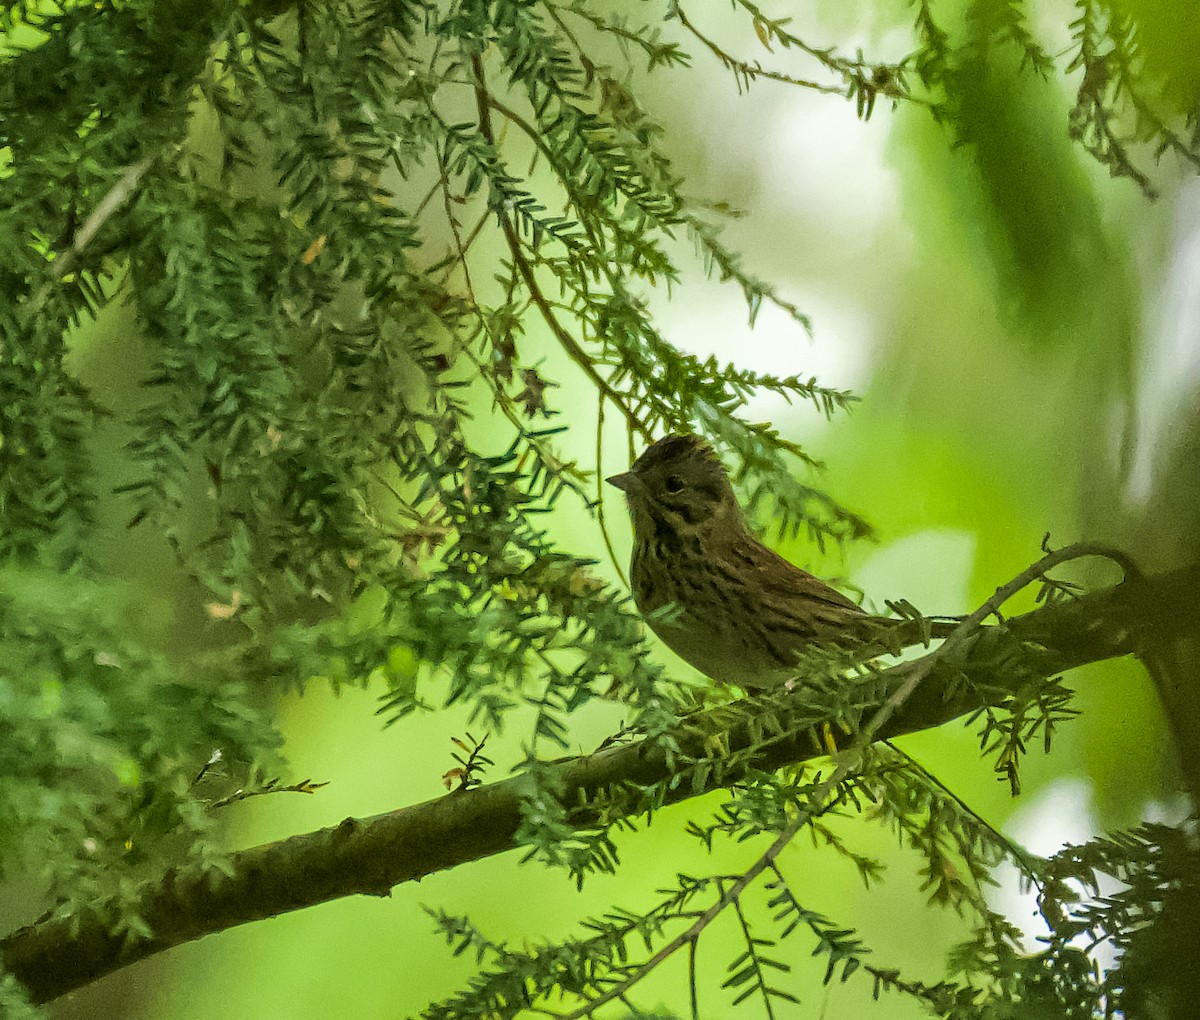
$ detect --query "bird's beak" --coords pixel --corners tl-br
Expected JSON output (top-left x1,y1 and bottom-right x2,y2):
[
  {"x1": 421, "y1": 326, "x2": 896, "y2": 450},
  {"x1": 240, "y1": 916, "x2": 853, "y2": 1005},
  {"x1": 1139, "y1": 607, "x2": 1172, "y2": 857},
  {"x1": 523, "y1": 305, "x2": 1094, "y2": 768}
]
[{"x1": 605, "y1": 471, "x2": 636, "y2": 492}]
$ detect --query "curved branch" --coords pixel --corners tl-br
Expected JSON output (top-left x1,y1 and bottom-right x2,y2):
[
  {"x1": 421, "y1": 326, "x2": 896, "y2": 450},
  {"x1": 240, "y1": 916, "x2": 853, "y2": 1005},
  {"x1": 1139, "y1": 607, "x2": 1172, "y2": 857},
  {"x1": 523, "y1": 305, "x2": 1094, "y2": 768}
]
[
  {"x1": 468, "y1": 54, "x2": 654, "y2": 443},
  {"x1": 3, "y1": 561, "x2": 1198, "y2": 1003}
]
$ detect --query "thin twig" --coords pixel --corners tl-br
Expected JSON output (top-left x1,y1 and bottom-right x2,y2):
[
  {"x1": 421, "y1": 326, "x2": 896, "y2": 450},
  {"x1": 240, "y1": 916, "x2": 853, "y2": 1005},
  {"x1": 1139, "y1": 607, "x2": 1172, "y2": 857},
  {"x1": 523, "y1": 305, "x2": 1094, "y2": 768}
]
[
  {"x1": 484, "y1": 93, "x2": 609, "y2": 257},
  {"x1": 596, "y1": 398, "x2": 629, "y2": 588},
  {"x1": 58, "y1": 156, "x2": 155, "y2": 278},
  {"x1": 210, "y1": 778, "x2": 329, "y2": 810},
  {"x1": 881, "y1": 741, "x2": 1046, "y2": 892},
  {"x1": 688, "y1": 937, "x2": 700, "y2": 1020},
  {"x1": 423, "y1": 144, "x2": 590, "y2": 508},
  {"x1": 24, "y1": 155, "x2": 156, "y2": 324},
  {"x1": 469, "y1": 54, "x2": 653, "y2": 443},
  {"x1": 730, "y1": 890, "x2": 778, "y2": 1020},
  {"x1": 673, "y1": 2, "x2": 846, "y2": 96},
  {"x1": 438, "y1": 148, "x2": 479, "y2": 300}
]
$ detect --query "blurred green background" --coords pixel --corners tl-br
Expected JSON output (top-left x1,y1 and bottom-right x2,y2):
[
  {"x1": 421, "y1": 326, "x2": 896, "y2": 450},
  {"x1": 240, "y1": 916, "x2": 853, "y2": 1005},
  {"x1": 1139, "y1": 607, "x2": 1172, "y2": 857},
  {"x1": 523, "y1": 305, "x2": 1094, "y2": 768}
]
[{"x1": 37, "y1": 1, "x2": 1198, "y2": 1017}]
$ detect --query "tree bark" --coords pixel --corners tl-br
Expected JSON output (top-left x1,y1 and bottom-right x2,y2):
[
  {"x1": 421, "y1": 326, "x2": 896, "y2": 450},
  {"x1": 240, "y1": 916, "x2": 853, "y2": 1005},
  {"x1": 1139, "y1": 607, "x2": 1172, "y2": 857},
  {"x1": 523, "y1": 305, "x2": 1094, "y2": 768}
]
[{"x1": 4, "y1": 562, "x2": 1197, "y2": 1004}]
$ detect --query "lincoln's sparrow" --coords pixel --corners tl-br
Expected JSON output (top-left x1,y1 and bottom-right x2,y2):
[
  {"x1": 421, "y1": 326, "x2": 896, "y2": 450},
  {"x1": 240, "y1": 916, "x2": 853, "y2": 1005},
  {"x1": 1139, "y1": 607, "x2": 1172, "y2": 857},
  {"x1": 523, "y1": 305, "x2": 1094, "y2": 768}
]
[{"x1": 607, "y1": 433, "x2": 912, "y2": 690}]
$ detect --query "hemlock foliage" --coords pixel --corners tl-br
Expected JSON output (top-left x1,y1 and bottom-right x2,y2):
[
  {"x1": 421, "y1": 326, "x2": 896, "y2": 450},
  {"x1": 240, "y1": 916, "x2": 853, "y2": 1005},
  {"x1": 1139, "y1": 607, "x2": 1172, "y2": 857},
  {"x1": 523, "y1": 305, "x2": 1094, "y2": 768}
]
[{"x1": 1, "y1": 1, "x2": 1197, "y2": 1017}]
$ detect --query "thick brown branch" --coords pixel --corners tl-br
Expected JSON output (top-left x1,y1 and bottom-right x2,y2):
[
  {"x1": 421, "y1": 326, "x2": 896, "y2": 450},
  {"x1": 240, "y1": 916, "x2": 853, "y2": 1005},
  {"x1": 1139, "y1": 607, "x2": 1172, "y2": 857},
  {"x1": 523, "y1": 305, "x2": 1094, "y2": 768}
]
[{"x1": 3, "y1": 562, "x2": 1198, "y2": 1003}]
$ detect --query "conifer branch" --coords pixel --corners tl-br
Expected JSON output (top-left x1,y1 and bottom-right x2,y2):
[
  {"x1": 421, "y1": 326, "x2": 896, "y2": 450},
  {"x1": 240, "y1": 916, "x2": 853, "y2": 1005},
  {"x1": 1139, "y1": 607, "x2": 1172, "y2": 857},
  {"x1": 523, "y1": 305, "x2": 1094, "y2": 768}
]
[
  {"x1": 3, "y1": 561, "x2": 1195, "y2": 1004},
  {"x1": 541, "y1": 543, "x2": 1140, "y2": 1014},
  {"x1": 469, "y1": 54, "x2": 653, "y2": 443}
]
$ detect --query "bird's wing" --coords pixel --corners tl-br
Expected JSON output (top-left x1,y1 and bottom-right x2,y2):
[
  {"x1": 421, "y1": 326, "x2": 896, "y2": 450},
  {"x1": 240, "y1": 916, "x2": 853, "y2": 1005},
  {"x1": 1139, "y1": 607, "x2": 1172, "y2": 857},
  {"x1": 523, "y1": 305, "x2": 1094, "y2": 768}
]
[
  {"x1": 716, "y1": 535, "x2": 868, "y2": 662},
  {"x1": 731, "y1": 536, "x2": 863, "y2": 612}
]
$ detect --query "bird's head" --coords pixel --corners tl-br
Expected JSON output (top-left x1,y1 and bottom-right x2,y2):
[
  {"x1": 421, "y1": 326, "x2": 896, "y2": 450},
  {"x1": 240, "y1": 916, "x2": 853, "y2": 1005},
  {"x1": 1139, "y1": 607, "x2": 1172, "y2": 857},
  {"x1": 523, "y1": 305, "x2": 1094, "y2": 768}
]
[{"x1": 606, "y1": 434, "x2": 744, "y2": 540}]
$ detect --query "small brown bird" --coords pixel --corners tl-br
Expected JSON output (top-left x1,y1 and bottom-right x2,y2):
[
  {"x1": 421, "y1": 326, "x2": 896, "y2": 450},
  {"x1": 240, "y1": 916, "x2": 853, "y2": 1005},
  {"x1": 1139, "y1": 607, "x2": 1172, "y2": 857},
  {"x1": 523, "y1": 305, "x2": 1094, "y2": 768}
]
[{"x1": 607, "y1": 434, "x2": 905, "y2": 690}]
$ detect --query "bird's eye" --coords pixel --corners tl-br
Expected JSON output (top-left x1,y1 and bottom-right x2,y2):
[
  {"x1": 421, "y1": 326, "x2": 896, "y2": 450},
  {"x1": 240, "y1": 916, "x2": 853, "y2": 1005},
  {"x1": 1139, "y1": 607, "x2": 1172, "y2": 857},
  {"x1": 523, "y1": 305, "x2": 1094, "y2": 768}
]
[{"x1": 663, "y1": 474, "x2": 685, "y2": 494}]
